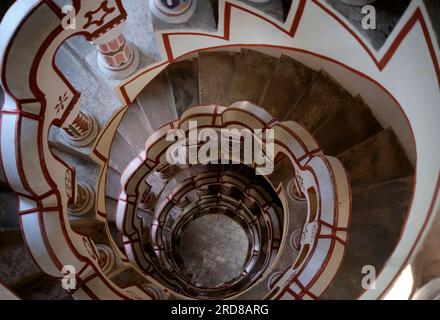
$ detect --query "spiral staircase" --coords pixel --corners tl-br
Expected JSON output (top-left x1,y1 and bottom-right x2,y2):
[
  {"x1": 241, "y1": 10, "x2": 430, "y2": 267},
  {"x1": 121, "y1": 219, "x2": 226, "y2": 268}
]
[{"x1": 0, "y1": 0, "x2": 439, "y2": 300}]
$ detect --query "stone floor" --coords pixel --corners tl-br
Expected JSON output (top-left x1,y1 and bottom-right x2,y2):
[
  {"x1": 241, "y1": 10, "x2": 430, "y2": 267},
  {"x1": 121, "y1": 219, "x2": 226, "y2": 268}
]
[{"x1": 178, "y1": 214, "x2": 249, "y2": 288}]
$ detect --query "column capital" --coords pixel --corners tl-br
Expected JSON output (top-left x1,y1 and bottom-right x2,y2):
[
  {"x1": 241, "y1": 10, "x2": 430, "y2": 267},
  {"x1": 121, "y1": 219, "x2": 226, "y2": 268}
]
[
  {"x1": 68, "y1": 182, "x2": 95, "y2": 217},
  {"x1": 92, "y1": 22, "x2": 140, "y2": 80},
  {"x1": 150, "y1": 0, "x2": 197, "y2": 24},
  {"x1": 63, "y1": 110, "x2": 99, "y2": 147}
]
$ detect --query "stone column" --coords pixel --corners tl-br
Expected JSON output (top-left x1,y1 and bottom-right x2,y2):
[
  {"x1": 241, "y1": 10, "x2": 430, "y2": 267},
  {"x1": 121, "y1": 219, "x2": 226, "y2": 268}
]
[
  {"x1": 158, "y1": 164, "x2": 178, "y2": 181},
  {"x1": 63, "y1": 110, "x2": 99, "y2": 147},
  {"x1": 287, "y1": 177, "x2": 305, "y2": 201},
  {"x1": 92, "y1": 22, "x2": 140, "y2": 80},
  {"x1": 289, "y1": 227, "x2": 303, "y2": 251},
  {"x1": 139, "y1": 191, "x2": 157, "y2": 212},
  {"x1": 68, "y1": 182, "x2": 95, "y2": 217},
  {"x1": 96, "y1": 244, "x2": 116, "y2": 275},
  {"x1": 150, "y1": 0, "x2": 197, "y2": 24},
  {"x1": 177, "y1": 196, "x2": 191, "y2": 210},
  {"x1": 267, "y1": 271, "x2": 284, "y2": 291}
]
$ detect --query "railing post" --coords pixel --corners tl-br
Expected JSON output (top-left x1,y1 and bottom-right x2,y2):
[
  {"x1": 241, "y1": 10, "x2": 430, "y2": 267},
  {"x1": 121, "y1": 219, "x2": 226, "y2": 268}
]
[
  {"x1": 68, "y1": 182, "x2": 95, "y2": 217},
  {"x1": 91, "y1": 22, "x2": 140, "y2": 80},
  {"x1": 158, "y1": 164, "x2": 178, "y2": 180},
  {"x1": 62, "y1": 110, "x2": 99, "y2": 147},
  {"x1": 150, "y1": 0, "x2": 197, "y2": 24},
  {"x1": 139, "y1": 190, "x2": 157, "y2": 212}
]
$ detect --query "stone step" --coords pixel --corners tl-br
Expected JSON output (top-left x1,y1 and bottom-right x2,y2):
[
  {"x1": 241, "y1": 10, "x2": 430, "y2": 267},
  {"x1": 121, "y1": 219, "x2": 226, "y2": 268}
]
[
  {"x1": 0, "y1": 229, "x2": 41, "y2": 287},
  {"x1": 108, "y1": 132, "x2": 138, "y2": 174},
  {"x1": 0, "y1": 190, "x2": 19, "y2": 230},
  {"x1": 281, "y1": 0, "x2": 293, "y2": 19},
  {"x1": 314, "y1": 95, "x2": 383, "y2": 156},
  {"x1": 286, "y1": 71, "x2": 354, "y2": 132},
  {"x1": 259, "y1": 55, "x2": 316, "y2": 120},
  {"x1": 167, "y1": 59, "x2": 200, "y2": 116},
  {"x1": 51, "y1": 148, "x2": 100, "y2": 196},
  {"x1": 106, "y1": 167, "x2": 122, "y2": 201},
  {"x1": 198, "y1": 51, "x2": 237, "y2": 106},
  {"x1": 227, "y1": 49, "x2": 277, "y2": 105},
  {"x1": 11, "y1": 272, "x2": 71, "y2": 300},
  {"x1": 337, "y1": 128, "x2": 413, "y2": 188},
  {"x1": 136, "y1": 72, "x2": 178, "y2": 130},
  {"x1": 240, "y1": 0, "x2": 285, "y2": 21},
  {"x1": 105, "y1": 197, "x2": 119, "y2": 225},
  {"x1": 320, "y1": 176, "x2": 414, "y2": 300},
  {"x1": 118, "y1": 103, "x2": 153, "y2": 153}
]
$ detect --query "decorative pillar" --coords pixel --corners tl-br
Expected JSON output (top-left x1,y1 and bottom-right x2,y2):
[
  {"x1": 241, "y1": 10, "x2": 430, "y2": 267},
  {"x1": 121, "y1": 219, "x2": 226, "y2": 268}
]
[
  {"x1": 68, "y1": 182, "x2": 95, "y2": 217},
  {"x1": 141, "y1": 283, "x2": 164, "y2": 300},
  {"x1": 92, "y1": 22, "x2": 140, "y2": 80},
  {"x1": 177, "y1": 197, "x2": 191, "y2": 210},
  {"x1": 62, "y1": 110, "x2": 99, "y2": 147},
  {"x1": 96, "y1": 245, "x2": 116, "y2": 275},
  {"x1": 287, "y1": 176, "x2": 305, "y2": 201},
  {"x1": 150, "y1": 0, "x2": 197, "y2": 24},
  {"x1": 139, "y1": 190, "x2": 157, "y2": 212},
  {"x1": 290, "y1": 227, "x2": 303, "y2": 251},
  {"x1": 267, "y1": 271, "x2": 284, "y2": 291},
  {"x1": 158, "y1": 164, "x2": 178, "y2": 181}
]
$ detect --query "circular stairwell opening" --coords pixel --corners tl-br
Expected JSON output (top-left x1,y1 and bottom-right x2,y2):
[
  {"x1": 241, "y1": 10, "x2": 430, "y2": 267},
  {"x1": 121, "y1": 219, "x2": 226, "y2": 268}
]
[
  {"x1": 178, "y1": 213, "x2": 250, "y2": 289},
  {"x1": 106, "y1": 47, "x2": 417, "y2": 300}
]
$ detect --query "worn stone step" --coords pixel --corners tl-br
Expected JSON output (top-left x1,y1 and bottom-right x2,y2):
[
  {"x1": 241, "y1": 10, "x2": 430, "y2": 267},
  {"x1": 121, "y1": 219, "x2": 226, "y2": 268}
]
[
  {"x1": 320, "y1": 176, "x2": 414, "y2": 300},
  {"x1": 12, "y1": 272, "x2": 71, "y2": 300},
  {"x1": 167, "y1": 59, "x2": 200, "y2": 116},
  {"x1": 118, "y1": 103, "x2": 153, "y2": 154},
  {"x1": 227, "y1": 49, "x2": 277, "y2": 105},
  {"x1": 0, "y1": 229, "x2": 41, "y2": 287},
  {"x1": 198, "y1": 51, "x2": 237, "y2": 106},
  {"x1": 314, "y1": 95, "x2": 383, "y2": 156},
  {"x1": 0, "y1": 190, "x2": 18, "y2": 230},
  {"x1": 259, "y1": 55, "x2": 316, "y2": 120},
  {"x1": 337, "y1": 128, "x2": 413, "y2": 188},
  {"x1": 106, "y1": 167, "x2": 122, "y2": 201},
  {"x1": 286, "y1": 71, "x2": 353, "y2": 132},
  {"x1": 240, "y1": 0, "x2": 285, "y2": 21},
  {"x1": 108, "y1": 132, "x2": 138, "y2": 174},
  {"x1": 105, "y1": 197, "x2": 118, "y2": 225},
  {"x1": 136, "y1": 73, "x2": 178, "y2": 130}
]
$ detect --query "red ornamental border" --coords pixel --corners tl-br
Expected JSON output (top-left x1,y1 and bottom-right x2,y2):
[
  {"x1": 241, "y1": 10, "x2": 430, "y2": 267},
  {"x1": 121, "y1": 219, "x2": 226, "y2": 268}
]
[
  {"x1": 117, "y1": 0, "x2": 440, "y2": 299},
  {"x1": 0, "y1": 0, "x2": 153, "y2": 300},
  {"x1": 116, "y1": 102, "x2": 350, "y2": 299}
]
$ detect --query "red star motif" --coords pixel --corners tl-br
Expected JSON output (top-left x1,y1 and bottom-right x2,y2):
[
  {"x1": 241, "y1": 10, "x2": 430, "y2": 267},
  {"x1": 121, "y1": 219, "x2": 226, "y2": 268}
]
[{"x1": 83, "y1": 1, "x2": 116, "y2": 29}]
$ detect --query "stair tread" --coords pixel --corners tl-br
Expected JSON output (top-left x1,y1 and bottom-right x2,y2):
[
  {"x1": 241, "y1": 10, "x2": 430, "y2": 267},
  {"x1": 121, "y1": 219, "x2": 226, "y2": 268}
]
[
  {"x1": 105, "y1": 167, "x2": 122, "y2": 201},
  {"x1": 259, "y1": 55, "x2": 316, "y2": 120},
  {"x1": 198, "y1": 51, "x2": 237, "y2": 106},
  {"x1": 338, "y1": 128, "x2": 413, "y2": 188},
  {"x1": 105, "y1": 197, "x2": 119, "y2": 224},
  {"x1": 314, "y1": 95, "x2": 383, "y2": 156},
  {"x1": 227, "y1": 49, "x2": 277, "y2": 105},
  {"x1": 167, "y1": 59, "x2": 200, "y2": 116},
  {"x1": 109, "y1": 132, "x2": 138, "y2": 174},
  {"x1": 136, "y1": 73, "x2": 178, "y2": 130},
  {"x1": 118, "y1": 104, "x2": 153, "y2": 153},
  {"x1": 321, "y1": 176, "x2": 414, "y2": 299},
  {"x1": 12, "y1": 272, "x2": 71, "y2": 300},
  {"x1": 0, "y1": 230, "x2": 41, "y2": 286},
  {"x1": 0, "y1": 190, "x2": 19, "y2": 229},
  {"x1": 286, "y1": 71, "x2": 353, "y2": 132}
]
